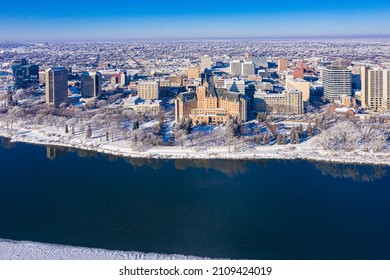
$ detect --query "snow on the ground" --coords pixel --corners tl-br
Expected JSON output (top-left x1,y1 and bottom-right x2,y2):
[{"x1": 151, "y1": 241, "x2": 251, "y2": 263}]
[
  {"x1": 0, "y1": 239, "x2": 207, "y2": 260},
  {"x1": 0, "y1": 122, "x2": 389, "y2": 166}
]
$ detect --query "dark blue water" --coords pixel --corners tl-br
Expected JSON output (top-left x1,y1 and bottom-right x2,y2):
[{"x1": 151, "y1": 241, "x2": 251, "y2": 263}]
[
  {"x1": 0, "y1": 71, "x2": 11, "y2": 76},
  {"x1": 0, "y1": 137, "x2": 389, "y2": 259}
]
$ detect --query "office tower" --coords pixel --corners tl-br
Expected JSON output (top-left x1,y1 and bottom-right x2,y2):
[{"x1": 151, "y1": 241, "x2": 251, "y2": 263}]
[
  {"x1": 187, "y1": 66, "x2": 200, "y2": 79},
  {"x1": 241, "y1": 61, "x2": 255, "y2": 76},
  {"x1": 278, "y1": 58, "x2": 288, "y2": 72},
  {"x1": 286, "y1": 77, "x2": 311, "y2": 102},
  {"x1": 361, "y1": 67, "x2": 390, "y2": 111},
  {"x1": 81, "y1": 71, "x2": 102, "y2": 98},
  {"x1": 351, "y1": 73, "x2": 361, "y2": 90},
  {"x1": 39, "y1": 69, "x2": 46, "y2": 85},
  {"x1": 230, "y1": 60, "x2": 242, "y2": 75},
  {"x1": 323, "y1": 66, "x2": 352, "y2": 100},
  {"x1": 159, "y1": 79, "x2": 171, "y2": 97},
  {"x1": 45, "y1": 67, "x2": 69, "y2": 107},
  {"x1": 224, "y1": 79, "x2": 245, "y2": 95},
  {"x1": 120, "y1": 71, "x2": 127, "y2": 86},
  {"x1": 252, "y1": 56, "x2": 268, "y2": 69},
  {"x1": 200, "y1": 55, "x2": 212, "y2": 71},
  {"x1": 12, "y1": 59, "x2": 39, "y2": 89},
  {"x1": 111, "y1": 71, "x2": 127, "y2": 85},
  {"x1": 137, "y1": 81, "x2": 160, "y2": 100}
]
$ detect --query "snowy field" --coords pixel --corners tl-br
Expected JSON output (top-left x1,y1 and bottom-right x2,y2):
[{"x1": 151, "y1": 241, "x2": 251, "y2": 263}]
[
  {"x1": 0, "y1": 239, "x2": 206, "y2": 260},
  {"x1": 0, "y1": 121, "x2": 389, "y2": 166}
]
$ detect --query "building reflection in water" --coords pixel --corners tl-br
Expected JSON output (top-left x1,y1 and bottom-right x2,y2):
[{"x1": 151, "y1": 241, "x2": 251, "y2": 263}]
[
  {"x1": 41, "y1": 144, "x2": 387, "y2": 182},
  {"x1": 311, "y1": 162, "x2": 387, "y2": 182}
]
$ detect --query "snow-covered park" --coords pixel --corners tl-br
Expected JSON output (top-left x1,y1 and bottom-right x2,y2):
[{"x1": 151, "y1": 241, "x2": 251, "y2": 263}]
[{"x1": 0, "y1": 89, "x2": 389, "y2": 166}]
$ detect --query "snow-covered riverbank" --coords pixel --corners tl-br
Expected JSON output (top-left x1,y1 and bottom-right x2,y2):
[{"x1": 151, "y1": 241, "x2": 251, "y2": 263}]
[
  {"x1": 0, "y1": 239, "x2": 205, "y2": 260},
  {"x1": 1, "y1": 124, "x2": 389, "y2": 166}
]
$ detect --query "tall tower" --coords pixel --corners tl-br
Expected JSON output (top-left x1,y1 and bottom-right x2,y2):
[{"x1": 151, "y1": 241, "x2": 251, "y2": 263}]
[
  {"x1": 361, "y1": 66, "x2": 370, "y2": 108},
  {"x1": 361, "y1": 67, "x2": 390, "y2": 111},
  {"x1": 241, "y1": 61, "x2": 255, "y2": 76},
  {"x1": 323, "y1": 66, "x2": 352, "y2": 101},
  {"x1": 45, "y1": 67, "x2": 68, "y2": 107},
  {"x1": 82, "y1": 71, "x2": 102, "y2": 98},
  {"x1": 230, "y1": 60, "x2": 242, "y2": 75},
  {"x1": 278, "y1": 58, "x2": 288, "y2": 72},
  {"x1": 12, "y1": 59, "x2": 39, "y2": 89},
  {"x1": 187, "y1": 66, "x2": 200, "y2": 79},
  {"x1": 200, "y1": 55, "x2": 212, "y2": 71}
]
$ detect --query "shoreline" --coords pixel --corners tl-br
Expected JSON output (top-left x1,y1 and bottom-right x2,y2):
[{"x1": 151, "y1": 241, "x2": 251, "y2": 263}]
[
  {"x1": 1, "y1": 127, "x2": 389, "y2": 166},
  {"x1": 0, "y1": 239, "x2": 206, "y2": 260}
]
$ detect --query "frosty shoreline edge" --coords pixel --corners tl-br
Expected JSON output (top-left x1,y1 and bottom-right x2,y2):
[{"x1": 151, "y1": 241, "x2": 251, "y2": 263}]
[
  {"x1": 0, "y1": 239, "x2": 205, "y2": 260},
  {"x1": 1, "y1": 125, "x2": 389, "y2": 167}
]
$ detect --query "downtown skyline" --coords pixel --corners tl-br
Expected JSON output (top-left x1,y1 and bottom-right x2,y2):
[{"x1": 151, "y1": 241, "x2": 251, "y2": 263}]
[{"x1": 1, "y1": 0, "x2": 390, "y2": 42}]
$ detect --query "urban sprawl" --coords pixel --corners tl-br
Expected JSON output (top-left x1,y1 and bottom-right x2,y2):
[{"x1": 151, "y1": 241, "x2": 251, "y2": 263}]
[{"x1": 0, "y1": 40, "x2": 389, "y2": 164}]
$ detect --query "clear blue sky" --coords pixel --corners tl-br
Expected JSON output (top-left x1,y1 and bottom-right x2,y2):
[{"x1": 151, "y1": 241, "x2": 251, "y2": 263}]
[{"x1": 1, "y1": 0, "x2": 389, "y2": 42}]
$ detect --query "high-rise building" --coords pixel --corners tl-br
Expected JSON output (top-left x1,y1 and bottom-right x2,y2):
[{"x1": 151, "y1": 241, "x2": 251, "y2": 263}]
[
  {"x1": 241, "y1": 61, "x2": 255, "y2": 76},
  {"x1": 187, "y1": 66, "x2": 200, "y2": 79},
  {"x1": 111, "y1": 71, "x2": 127, "y2": 85},
  {"x1": 81, "y1": 71, "x2": 102, "y2": 98},
  {"x1": 252, "y1": 56, "x2": 268, "y2": 69},
  {"x1": 12, "y1": 59, "x2": 39, "y2": 89},
  {"x1": 323, "y1": 66, "x2": 352, "y2": 100},
  {"x1": 159, "y1": 79, "x2": 171, "y2": 97},
  {"x1": 45, "y1": 67, "x2": 69, "y2": 107},
  {"x1": 39, "y1": 69, "x2": 46, "y2": 85},
  {"x1": 230, "y1": 60, "x2": 242, "y2": 75},
  {"x1": 286, "y1": 77, "x2": 311, "y2": 102},
  {"x1": 137, "y1": 81, "x2": 160, "y2": 100},
  {"x1": 278, "y1": 58, "x2": 288, "y2": 72},
  {"x1": 361, "y1": 67, "x2": 390, "y2": 111},
  {"x1": 200, "y1": 55, "x2": 212, "y2": 71}
]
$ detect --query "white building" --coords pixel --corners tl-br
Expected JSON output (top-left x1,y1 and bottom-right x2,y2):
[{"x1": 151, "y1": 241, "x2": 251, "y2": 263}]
[
  {"x1": 323, "y1": 66, "x2": 352, "y2": 100},
  {"x1": 123, "y1": 96, "x2": 162, "y2": 113},
  {"x1": 230, "y1": 60, "x2": 242, "y2": 75},
  {"x1": 241, "y1": 61, "x2": 255, "y2": 76},
  {"x1": 200, "y1": 55, "x2": 212, "y2": 71},
  {"x1": 224, "y1": 79, "x2": 245, "y2": 95}
]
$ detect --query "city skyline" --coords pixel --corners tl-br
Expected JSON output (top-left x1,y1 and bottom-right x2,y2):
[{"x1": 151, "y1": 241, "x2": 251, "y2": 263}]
[{"x1": 1, "y1": 0, "x2": 390, "y2": 42}]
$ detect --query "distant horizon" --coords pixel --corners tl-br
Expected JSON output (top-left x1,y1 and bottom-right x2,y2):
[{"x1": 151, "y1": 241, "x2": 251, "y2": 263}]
[
  {"x1": 1, "y1": 0, "x2": 389, "y2": 42},
  {"x1": 1, "y1": 34, "x2": 390, "y2": 44}
]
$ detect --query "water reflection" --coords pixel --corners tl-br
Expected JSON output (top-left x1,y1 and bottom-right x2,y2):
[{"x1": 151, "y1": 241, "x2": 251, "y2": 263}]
[
  {"x1": 0, "y1": 138, "x2": 386, "y2": 182},
  {"x1": 311, "y1": 162, "x2": 387, "y2": 182},
  {"x1": 0, "y1": 137, "x2": 16, "y2": 150},
  {"x1": 39, "y1": 146, "x2": 390, "y2": 181}
]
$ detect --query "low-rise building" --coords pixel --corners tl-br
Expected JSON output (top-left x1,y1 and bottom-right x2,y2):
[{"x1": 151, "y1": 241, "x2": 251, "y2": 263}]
[
  {"x1": 254, "y1": 89, "x2": 304, "y2": 115},
  {"x1": 123, "y1": 96, "x2": 162, "y2": 113}
]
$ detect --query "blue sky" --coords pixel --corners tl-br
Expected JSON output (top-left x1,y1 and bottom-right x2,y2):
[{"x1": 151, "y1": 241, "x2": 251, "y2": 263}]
[{"x1": 0, "y1": 0, "x2": 389, "y2": 41}]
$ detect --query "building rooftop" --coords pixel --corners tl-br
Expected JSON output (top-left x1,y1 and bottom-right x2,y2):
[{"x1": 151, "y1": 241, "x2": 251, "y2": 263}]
[{"x1": 51, "y1": 67, "x2": 68, "y2": 72}]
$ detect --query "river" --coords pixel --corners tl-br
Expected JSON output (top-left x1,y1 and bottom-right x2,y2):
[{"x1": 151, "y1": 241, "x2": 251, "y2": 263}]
[{"x1": 0, "y1": 137, "x2": 389, "y2": 259}]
